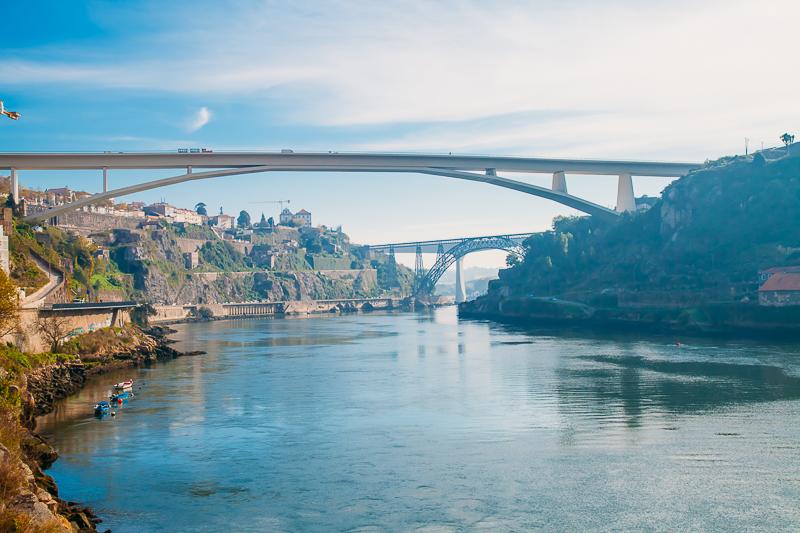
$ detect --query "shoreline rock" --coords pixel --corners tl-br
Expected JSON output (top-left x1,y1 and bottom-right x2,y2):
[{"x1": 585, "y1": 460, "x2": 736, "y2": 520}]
[{"x1": 8, "y1": 326, "x2": 199, "y2": 532}]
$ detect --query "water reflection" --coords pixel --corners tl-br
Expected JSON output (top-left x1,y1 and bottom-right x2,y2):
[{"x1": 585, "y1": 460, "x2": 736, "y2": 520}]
[{"x1": 37, "y1": 309, "x2": 800, "y2": 532}]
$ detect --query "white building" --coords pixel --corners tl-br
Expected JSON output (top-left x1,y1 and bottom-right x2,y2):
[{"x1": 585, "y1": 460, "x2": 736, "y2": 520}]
[
  {"x1": 279, "y1": 208, "x2": 312, "y2": 227},
  {"x1": 144, "y1": 202, "x2": 203, "y2": 225},
  {"x1": 293, "y1": 209, "x2": 312, "y2": 227},
  {"x1": 0, "y1": 226, "x2": 8, "y2": 274},
  {"x1": 209, "y1": 214, "x2": 235, "y2": 229}
]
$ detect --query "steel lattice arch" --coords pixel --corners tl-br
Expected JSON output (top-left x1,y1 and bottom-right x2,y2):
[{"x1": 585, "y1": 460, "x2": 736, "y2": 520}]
[{"x1": 414, "y1": 234, "x2": 526, "y2": 295}]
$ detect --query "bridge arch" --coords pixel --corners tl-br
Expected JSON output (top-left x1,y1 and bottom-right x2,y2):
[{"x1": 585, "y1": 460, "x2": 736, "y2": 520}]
[
  {"x1": 415, "y1": 235, "x2": 525, "y2": 295},
  {"x1": 23, "y1": 165, "x2": 620, "y2": 223}
]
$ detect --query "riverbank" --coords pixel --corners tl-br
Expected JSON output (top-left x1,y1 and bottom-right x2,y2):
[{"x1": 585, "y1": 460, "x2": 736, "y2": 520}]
[
  {"x1": 149, "y1": 296, "x2": 411, "y2": 324},
  {"x1": 459, "y1": 294, "x2": 800, "y2": 338},
  {"x1": 0, "y1": 325, "x2": 198, "y2": 532}
]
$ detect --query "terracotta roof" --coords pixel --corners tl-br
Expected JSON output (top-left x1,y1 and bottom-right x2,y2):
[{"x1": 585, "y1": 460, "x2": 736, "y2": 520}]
[
  {"x1": 761, "y1": 266, "x2": 800, "y2": 275},
  {"x1": 296, "y1": 209, "x2": 311, "y2": 215},
  {"x1": 759, "y1": 272, "x2": 800, "y2": 292}
]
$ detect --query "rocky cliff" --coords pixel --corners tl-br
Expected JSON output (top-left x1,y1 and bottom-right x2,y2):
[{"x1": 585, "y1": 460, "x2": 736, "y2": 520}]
[{"x1": 111, "y1": 228, "x2": 397, "y2": 305}]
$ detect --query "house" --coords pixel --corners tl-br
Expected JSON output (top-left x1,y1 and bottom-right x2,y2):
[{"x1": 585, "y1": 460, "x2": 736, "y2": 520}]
[
  {"x1": 279, "y1": 208, "x2": 293, "y2": 225},
  {"x1": 758, "y1": 271, "x2": 800, "y2": 306},
  {"x1": 0, "y1": 207, "x2": 11, "y2": 236},
  {"x1": 143, "y1": 202, "x2": 203, "y2": 225},
  {"x1": 293, "y1": 209, "x2": 312, "y2": 227},
  {"x1": 209, "y1": 214, "x2": 235, "y2": 229},
  {"x1": 184, "y1": 251, "x2": 200, "y2": 269},
  {"x1": 758, "y1": 266, "x2": 800, "y2": 285}
]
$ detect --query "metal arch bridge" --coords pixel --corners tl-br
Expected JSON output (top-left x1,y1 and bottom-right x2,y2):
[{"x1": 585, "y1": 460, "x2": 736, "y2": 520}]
[
  {"x1": 0, "y1": 151, "x2": 701, "y2": 222},
  {"x1": 367, "y1": 233, "x2": 530, "y2": 300}
]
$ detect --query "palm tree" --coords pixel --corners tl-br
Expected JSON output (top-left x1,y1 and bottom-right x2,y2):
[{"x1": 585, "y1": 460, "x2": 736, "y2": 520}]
[
  {"x1": 780, "y1": 133, "x2": 795, "y2": 147},
  {"x1": 195, "y1": 202, "x2": 208, "y2": 216}
]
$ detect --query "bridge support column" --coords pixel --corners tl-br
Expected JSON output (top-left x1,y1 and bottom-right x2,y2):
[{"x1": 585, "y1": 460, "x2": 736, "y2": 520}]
[
  {"x1": 552, "y1": 171, "x2": 568, "y2": 193},
  {"x1": 102, "y1": 167, "x2": 108, "y2": 193},
  {"x1": 10, "y1": 168, "x2": 18, "y2": 204},
  {"x1": 455, "y1": 257, "x2": 466, "y2": 304},
  {"x1": 616, "y1": 173, "x2": 636, "y2": 213}
]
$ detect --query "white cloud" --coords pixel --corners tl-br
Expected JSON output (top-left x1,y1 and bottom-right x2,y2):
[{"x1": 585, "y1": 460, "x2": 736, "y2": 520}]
[
  {"x1": 1, "y1": 0, "x2": 799, "y2": 158},
  {"x1": 187, "y1": 107, "x2": 211, "y2": 132}
]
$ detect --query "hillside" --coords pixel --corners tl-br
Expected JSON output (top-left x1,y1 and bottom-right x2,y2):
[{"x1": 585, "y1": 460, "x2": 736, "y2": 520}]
[{"x1": 462, "y1": 144, "x2": 800, "y2": 333}]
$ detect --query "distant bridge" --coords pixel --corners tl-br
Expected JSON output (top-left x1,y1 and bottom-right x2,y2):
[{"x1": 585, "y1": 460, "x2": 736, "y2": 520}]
[
  {"x1": 0, "y1": 151, "x2": 701, "y2": 222},
  {"x1": 368, "y1": 233, "x2": 531, "y2": 302}
]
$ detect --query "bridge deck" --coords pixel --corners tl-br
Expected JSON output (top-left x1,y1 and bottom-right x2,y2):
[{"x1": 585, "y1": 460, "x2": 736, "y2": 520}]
[{"x1": 0, "y1": 151, "x2": 700, "y2": 177}]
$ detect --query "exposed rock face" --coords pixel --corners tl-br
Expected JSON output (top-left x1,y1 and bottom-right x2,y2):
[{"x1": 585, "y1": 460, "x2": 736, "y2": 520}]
[
  {"x1": 0, "y1": 329, "x2": 186, "y2": 532},
  {"x1": 112, "y1": 228, "x2": 383, "y2": 304},
  {"x1": 26, "y1": 363, "x2": 86, "y2": 417},
  {"x1": 0, "y1": 443, "x2": 74, "y2": 531}
]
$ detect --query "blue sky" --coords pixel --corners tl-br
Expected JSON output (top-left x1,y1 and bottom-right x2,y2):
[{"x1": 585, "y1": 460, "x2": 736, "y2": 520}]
[{"x1": 1, "y1": 0, "x2": 798, "y2": 269}]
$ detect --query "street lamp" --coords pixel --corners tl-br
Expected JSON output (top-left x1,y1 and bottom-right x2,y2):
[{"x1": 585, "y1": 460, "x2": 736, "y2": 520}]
[{"x1": 0, "y1": 101, "x2": 21, "y2": 120}]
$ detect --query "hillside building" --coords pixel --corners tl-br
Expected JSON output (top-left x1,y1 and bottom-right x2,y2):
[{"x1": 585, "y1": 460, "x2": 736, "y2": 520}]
[
  {"x1": 758, "y1": 271, "x2": 800, "y2": 306},
  {"x1": 144, "y1": 202, "x2": 202, "y2": 225},
  {"x1": 279, "y1": 208, "x2": 312, "y2": 227},
  {"x1": 209, "y1": 214, "x2": 235, "y2": 229},
  {"x1": 0, "y1": 226, "x2": 8, "y2": 274}
]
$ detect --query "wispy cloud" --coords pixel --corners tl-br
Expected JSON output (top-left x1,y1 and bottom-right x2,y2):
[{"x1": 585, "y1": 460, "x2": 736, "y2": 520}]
[
  {"x1": 1, "y1": 0, "x2": 798, "y2": 158},
  {"x1": 187, "y1": 107, "x2": 211, "y2": 132}
]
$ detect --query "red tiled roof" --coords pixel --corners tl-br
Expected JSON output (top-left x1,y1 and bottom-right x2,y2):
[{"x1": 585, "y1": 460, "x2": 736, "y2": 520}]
[
  {"x1": 296, "y1": 209, "x2": 311, "y2": 215},
  {"x1": 759, "y1": 272, "x2": 800, "y2": 292},
  {"x1": 761, "y1": 266, "x2": 800, "y2": 275}
]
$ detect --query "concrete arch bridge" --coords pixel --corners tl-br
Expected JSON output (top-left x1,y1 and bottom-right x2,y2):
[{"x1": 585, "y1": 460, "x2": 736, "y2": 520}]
[
  {"x1": 0, "y1": 151, "x2": 700, "y2": 223},
  {"x1": 368, "y1": 233, "x2": 530, "y2": 302}
]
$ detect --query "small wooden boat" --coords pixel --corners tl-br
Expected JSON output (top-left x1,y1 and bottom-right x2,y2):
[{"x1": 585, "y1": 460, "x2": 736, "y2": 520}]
[
  {"x1": 113, "y1": 379, "x2": 134, "y2": 390},
  {"x1": 94, "y1": 401, "x2": 111, "y2": 416}
]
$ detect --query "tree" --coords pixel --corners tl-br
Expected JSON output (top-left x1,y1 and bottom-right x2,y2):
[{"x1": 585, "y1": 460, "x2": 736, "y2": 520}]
[
  {"x1": 781, "y1": 133, "x2": 795, "y2": 147},
  {"x1": 267, "y1": 216, "x2": 275, "y2": 227},
  {"x1": 195, "y1": 202, "x2": 208, "y2": 216},
  {"x1": 237, "y1": 210, "x2": 251, "y2": 228},
  {"x1": 4, "y1": 194, "x2": 13, "y2": 209},
  {"x1": 0, "y1": 270, "x2": 18, "y2": 337},
  {"x1": 36, "y1": 314, "x2": 72, "y2": 352}
]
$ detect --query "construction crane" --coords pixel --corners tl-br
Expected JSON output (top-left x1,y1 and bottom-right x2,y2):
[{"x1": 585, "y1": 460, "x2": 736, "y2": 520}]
[{"x1": 0, "y1": 100, "x2": 21, "y2": 120}]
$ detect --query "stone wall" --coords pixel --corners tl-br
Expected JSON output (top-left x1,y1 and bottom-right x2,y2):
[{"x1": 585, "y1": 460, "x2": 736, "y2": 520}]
[
  {"x1": 13, "y1": 307, "x2": 132, "y2": 352},
  {"x1": 56, "y1": 211, "x2": 142, "y2": 232}
]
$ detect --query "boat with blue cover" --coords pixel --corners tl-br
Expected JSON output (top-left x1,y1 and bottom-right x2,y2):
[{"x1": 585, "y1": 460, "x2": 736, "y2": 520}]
[
  {"x1": 110, "y1": 391, "x2": 130, "y2": 402},
  {"x1": 94, "y1": 401, "x2": 111, "y2": 416}
]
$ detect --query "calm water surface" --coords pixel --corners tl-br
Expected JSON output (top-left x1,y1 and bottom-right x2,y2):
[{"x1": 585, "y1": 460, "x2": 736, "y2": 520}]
[{"x1": 38, "y1": 308, "x2": 800, "y2": 531}]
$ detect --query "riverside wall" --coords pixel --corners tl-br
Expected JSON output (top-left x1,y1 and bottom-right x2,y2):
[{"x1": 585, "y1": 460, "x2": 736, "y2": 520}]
[
  {"x1": 12, "y1": 307, "x2": 132, "y2": 353},
  {"x1": 151, "y1": 296, "x2": 399, "y2": 323}
]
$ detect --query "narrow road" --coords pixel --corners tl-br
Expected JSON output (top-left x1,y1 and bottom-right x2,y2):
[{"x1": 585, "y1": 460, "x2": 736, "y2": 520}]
[{"x1": 20, "y1": 253, "x2": 64, "y2": 308}]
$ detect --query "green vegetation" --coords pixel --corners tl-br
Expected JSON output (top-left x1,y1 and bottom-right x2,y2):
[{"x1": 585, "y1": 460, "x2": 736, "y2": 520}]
[
  {"x1": 199, "y1": 241, "x2": 252, "y2": 271},
  {"x1": 494, "y1": 147, "x2": 800, "y2": 306}
]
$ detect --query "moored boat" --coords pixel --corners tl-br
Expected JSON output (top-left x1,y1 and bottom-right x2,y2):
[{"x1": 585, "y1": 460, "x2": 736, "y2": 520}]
[
  {"x1": 113, "y1": 379, "x2": 134, "y2": 390},
  {"x1": 110, "y1": 391, "x2": 130, "y2": 403},
  {"x1": 94, "y1": 401, "x2": 111, "y2": 416}
]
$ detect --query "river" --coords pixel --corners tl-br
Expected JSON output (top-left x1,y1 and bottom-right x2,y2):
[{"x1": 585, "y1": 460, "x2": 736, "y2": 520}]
[{"x1": 37, "y1": 308, "x2": 800, "y2": 531}]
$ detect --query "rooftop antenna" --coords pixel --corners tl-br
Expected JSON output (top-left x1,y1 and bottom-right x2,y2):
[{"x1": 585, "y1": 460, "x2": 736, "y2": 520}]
[{"x1": 744, "y1": 137, "x2": 749, "y2": 155}]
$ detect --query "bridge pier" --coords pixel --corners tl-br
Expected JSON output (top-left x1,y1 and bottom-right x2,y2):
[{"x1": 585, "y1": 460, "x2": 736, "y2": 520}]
[
  {"x1": 455, "y1": 257, "x2": 466, "y2": 304},
  {"x1": 552, "y1": 171, "x2": 568, "y2": 194},
  {"x1": 10, "y1": 168, "x2": 18, "y2": 204},
  {"x1": 616, "y1": 173, "x2": 636, "y2": 213},
  {"x1": 102, "y1": 167, "x2": 108, "y2": 193}
]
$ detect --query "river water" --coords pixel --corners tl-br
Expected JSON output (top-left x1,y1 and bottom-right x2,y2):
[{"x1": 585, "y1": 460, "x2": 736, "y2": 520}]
[{"x1": 37, "y1": 308, "x2": 800, "y2": 531}]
